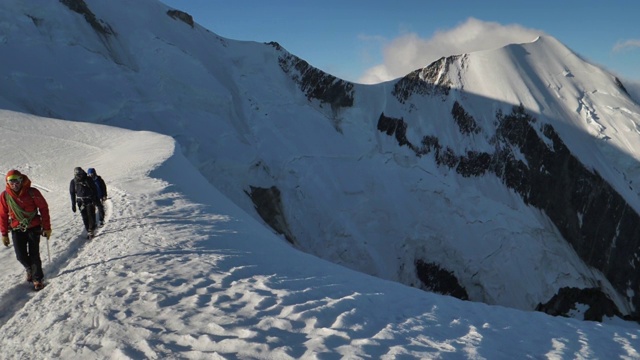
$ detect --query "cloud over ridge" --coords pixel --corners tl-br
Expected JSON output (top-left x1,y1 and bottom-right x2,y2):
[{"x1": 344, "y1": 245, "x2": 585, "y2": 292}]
[{"x1": 359, "y1": 18, "x2": 543, "y2": 84}]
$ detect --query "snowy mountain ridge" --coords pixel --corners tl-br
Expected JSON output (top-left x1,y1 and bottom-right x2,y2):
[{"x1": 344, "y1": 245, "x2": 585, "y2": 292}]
[{"x1": 2, "y1": 0, "x2": 640, "y2": 322}]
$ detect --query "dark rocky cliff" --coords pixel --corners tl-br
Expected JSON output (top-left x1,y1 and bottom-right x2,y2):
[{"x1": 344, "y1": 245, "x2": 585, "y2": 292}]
[
  {"x1": 378, "y1": 99, "x2": 640, "y2": 320},
  {"x1": 273, "y1": 43, "x2": 354, "y2": 110},
  {"x1": 59, "y1": 0, "x2": 114, "y2": 36},
  {"x1": 392, "y1": 56, "x2": 459, "y2": 104}
]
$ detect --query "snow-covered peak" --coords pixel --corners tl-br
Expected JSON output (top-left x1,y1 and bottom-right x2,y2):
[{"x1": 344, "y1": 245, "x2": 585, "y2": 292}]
[{"x1": 1, "y1": 3, "x2": 640, "y2": 358}]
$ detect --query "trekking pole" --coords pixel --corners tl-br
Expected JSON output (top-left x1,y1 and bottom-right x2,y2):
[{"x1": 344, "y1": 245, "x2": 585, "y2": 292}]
[{"x1": 46, "y1": 235, "x2": 51, "y2": 263}]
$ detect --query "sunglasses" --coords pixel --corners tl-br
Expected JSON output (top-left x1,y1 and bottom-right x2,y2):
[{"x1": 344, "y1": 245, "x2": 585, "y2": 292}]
[{"x1": 7, "y1": 178, "x2": 22, "y2": 184}]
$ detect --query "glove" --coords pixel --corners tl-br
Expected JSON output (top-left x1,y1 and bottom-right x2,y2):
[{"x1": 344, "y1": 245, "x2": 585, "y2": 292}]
[
  {"x1": 72, "y1": 204, "x2": 76, "y2": 213},
  {"x1": 43, "y1": 229, "x2": 52, "y2": 239},
  {"x1": 2, "y1": 235, "x2": 9, "y2": 247}
]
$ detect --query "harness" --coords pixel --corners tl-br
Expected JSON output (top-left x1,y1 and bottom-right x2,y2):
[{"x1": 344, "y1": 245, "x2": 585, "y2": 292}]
[{"x1": 5, "y1": 189, "x2": 38, "y2": 232}]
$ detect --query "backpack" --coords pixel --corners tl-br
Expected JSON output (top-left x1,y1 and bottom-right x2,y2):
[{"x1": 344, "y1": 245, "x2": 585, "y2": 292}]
[{"x1": 74, "y1": 176, "x2": 94, "y2": 202}]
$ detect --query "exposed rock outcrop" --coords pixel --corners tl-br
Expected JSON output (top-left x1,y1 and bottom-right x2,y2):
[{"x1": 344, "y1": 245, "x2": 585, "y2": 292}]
[
  {"x1": 167, "y1": 10, "x2": 194, "y2": 28},
  {"x1": 392, "y1": 56, "x2": 457, "y2": 104},
  {"x1": 246, "y1": 186, "x2": 297, "y2": 245},
  {"x1": 378, "y1": 101, "x2": 640, "y2": 319},
  {"x1": 275, "y1": 47, "x2": 354, "y2": 110},
  {"x1": 59, "y1": 0, "x2": 114, "y2": 36},
  {"x1": 415, "y1": 260, "x2": 469, "y2": 300},
  {"x1": 614, "y1": 76, "x2": 630, "y2": 97},
  {"x1": 377, "y1": 113, "x2": 411, "y2": 149},
  {"x1": 535, "y1": 287, "x2": 623, "y2": 322},
  {"x1": 452, "y1": 101, "x2": 480, "y2": 135}
]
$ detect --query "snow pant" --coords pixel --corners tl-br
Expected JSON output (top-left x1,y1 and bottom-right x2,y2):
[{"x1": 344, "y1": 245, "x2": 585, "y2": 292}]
[
  {"x1": 95, "y1": 199, "x2": 105, "y2": 223},
  {"x1": 78, "y1": 201, "x2": 96, "y2": 233},
  {"x1": 12, "y1": 226, "x2": 44, "y2": 282}
]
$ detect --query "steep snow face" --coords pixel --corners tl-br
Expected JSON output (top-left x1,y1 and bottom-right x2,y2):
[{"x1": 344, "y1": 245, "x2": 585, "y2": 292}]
[
  {"x1": 461, "y1": 36, "x2": 640, "y2": 193},
  {"x1": 372, "y1": 35, "x2": 640, "y2": 314},
  {"x1": 2, "y1": 0, "x2": 640, "y2": 316}
]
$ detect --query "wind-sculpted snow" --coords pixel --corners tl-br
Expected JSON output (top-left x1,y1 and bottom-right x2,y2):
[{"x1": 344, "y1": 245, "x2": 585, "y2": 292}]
[
  {"x1": 1, "y1": 0, "x2": 640, "y2": 356},
  {"x1": 0, "y1": 107, "x2": 638, "y2": 359}
]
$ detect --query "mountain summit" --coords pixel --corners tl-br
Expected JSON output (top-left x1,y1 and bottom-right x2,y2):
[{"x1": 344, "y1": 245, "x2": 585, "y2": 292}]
[{"x1": 2, "y1": 0, "x2": 640, "y2": 323}]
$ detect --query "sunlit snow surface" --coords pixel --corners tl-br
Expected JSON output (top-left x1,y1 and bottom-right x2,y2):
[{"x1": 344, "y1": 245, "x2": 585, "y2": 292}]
[
  {"x1": 0, "y1": 109, "x2": 638, "y2": 359},
  {"x1": 0, "y1": 0, "x2": 640, "y2": 358}
]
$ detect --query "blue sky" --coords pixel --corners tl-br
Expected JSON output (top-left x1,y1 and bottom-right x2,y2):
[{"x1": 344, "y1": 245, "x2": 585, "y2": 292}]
[{"x1": 160, "y1": 1, "x2": 639, "y2": 84}]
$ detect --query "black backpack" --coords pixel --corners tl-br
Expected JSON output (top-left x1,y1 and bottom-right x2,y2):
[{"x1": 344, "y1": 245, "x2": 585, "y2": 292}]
[{"x1": 74, "y1": 176, "x2": 94, "y2": 201}]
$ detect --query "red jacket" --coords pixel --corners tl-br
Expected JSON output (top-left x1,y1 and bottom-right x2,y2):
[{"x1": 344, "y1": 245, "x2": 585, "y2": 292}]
[{"x1": 0, "y1": 175, "x2": 50, "y2": 236}]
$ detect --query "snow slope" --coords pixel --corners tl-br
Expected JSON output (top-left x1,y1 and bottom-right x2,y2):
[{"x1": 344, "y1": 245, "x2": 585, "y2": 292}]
[
  {"x1": 1, "y1": 0, "x2": 640, "y2": 338},
  {"x1": 0, "y1": 110, "x2": 638, "y2": 359}
]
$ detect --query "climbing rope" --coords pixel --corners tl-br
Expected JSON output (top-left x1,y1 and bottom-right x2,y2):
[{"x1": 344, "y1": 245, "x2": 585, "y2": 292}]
[{"x1": 5, "y1": 192, "x2": 37, "y2": 232}]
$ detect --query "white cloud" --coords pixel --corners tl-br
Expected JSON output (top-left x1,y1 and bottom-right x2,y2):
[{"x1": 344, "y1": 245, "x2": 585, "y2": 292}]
[
  {"x1": 613, "y1": 39, "x2": 640, "y2": 52},
  {"x1": 358, "y1": 18, "x2": 543, "y2": 84}
]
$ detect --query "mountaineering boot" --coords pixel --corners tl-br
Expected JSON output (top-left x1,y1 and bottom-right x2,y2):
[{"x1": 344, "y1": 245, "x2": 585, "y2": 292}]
[
  {"x1": 33, "y1": 280, "x2": 44, "y2": 291},
  {"x1": 25, "y1": 264, "x2": 36, "y2": 283}
]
